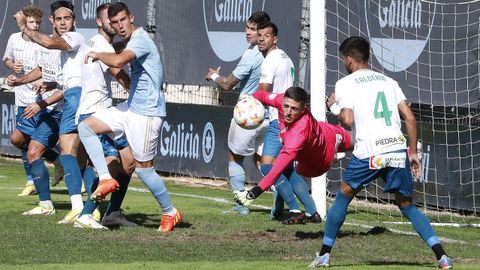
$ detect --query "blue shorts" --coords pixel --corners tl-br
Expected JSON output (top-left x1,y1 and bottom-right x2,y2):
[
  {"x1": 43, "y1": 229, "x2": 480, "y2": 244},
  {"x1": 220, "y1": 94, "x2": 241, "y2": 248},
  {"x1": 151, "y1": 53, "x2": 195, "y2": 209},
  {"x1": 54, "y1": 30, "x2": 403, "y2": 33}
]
[
  {"x1": 262, "y1": 119, "x2": 283, "y2": 157},
  {"x1": 343, "y1": 150, "x2": 413, "y2": 197},
  {"x1": 78, "y1": 113, "x2": 129, "y2": 157},
  {"x1": 15, "y1": 107, "x2": 41, "y2": 136},
  {"x1": 60, "y1": 87, "x2": 81, "y2": 135},
  {"x1": 31, "y1": 109, "x2": 62, "y2": 148}
]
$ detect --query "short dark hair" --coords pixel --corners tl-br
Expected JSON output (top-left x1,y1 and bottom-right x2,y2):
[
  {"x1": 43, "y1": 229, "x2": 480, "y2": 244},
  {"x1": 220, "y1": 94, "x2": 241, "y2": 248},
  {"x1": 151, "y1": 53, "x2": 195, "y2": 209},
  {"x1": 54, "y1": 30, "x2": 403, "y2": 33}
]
[
  {"x1": 339, "y1": 36, "x2": 370, "y2": 63},
  {"x1": 108, "y1": 2, "x2": 130, "y2": 18},
  {"x1": 248, "y1": 11, "x2": 270, "y2": 26},
  {"x1": 96, "y1": 3, "x2": 110, "y2": 19},
  {"x1": 257, "y1": 21, "x2": 278, "y2": 36},
  {"x1": 50, "y1": 1, "x2": 75, "y2": 18},
  {"x1": 284, "y1": 86, "x2": 308, "y2": 105}
]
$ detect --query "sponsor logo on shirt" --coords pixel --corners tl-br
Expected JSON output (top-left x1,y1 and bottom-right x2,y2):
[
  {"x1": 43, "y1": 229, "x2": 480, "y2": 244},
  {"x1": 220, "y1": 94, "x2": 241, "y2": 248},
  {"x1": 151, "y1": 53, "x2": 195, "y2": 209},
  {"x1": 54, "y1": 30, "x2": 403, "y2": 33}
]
[
  {"x1": 364, "y1": 0, "x2": 436, "y2": 72},
  {"x1": 202, "y1": 0, "x2": 265, "y2": 62},
  {"x1": 369, "y1": 152, "x2": 406, "y2": 169},
  {"x1": 375, "y1": 134, "x2": 406, "y2": 147}
]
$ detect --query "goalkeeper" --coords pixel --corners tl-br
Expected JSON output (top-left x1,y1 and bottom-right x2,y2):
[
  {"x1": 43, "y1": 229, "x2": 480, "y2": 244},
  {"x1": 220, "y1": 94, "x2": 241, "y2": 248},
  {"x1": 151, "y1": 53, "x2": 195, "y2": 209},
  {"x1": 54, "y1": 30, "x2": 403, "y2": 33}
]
[{"x1": 235, "y1": 86, "x2": 352, "y2": 213}]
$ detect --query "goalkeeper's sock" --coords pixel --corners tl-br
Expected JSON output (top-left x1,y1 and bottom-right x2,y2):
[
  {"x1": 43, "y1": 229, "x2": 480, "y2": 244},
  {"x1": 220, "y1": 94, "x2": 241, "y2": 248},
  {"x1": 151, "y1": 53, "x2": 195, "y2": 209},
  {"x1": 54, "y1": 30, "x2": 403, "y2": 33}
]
[
  {"x1": 399, "y1": 204, "x2": 441, "y2": 250},
  {"x1": 323, "y1": 191, "x2": 352, "y2": 248},
  {"x1": 273, "y1": 176, "x2": 301, "y2": 211},
  {"x1": 284, "y1": 166, "x2": 317, "y2": 214},
  {"x1": 228, "y1": 161, "x2": 246, "y2": 192},
  {"x1": 135, "y1": 167, "x2": 173, "y2": 213}
]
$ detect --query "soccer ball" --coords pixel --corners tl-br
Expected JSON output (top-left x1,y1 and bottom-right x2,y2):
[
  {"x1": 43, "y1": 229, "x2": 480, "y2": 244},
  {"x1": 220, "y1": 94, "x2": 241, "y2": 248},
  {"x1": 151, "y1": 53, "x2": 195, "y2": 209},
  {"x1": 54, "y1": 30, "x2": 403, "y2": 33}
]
[{"x1": 233, "y1": 97, "x2": 265, "y2": 130}]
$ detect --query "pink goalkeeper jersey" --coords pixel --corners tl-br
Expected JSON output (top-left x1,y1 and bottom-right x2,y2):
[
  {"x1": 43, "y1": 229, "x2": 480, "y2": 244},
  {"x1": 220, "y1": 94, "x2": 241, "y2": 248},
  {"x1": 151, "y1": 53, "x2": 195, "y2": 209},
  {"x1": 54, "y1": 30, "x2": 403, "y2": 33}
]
[{"x1": 253, "y1": 91, "x2": 351, "y2": 191}]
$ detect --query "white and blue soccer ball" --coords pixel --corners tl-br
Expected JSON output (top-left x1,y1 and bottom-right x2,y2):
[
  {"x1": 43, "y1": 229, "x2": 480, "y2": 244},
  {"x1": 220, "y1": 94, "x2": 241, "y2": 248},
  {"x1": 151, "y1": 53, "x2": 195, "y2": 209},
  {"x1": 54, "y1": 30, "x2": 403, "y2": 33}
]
[{"x1": 233, "y1": 97, "x2": 265, "y2": 130}]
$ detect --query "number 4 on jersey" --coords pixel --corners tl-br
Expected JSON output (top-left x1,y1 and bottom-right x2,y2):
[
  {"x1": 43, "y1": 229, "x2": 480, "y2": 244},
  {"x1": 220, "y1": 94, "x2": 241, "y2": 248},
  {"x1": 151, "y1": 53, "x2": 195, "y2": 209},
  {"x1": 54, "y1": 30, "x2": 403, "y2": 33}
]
[{"x1": 374, "y1": 91, "x2": 392, "y2": 126}]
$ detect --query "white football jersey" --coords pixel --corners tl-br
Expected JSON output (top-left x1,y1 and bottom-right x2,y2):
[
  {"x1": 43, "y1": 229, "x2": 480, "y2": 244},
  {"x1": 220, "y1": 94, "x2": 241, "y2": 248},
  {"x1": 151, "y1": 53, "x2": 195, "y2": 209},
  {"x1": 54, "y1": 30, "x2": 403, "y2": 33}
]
[
  {"x1": 335, "y1": 69, "x2": 407, "y2": 159},
  {"x1": 259, "y1": 48, "x2": 294, "y2": 120},
  {"x1": 77, "y1": 34, "x2": 114, "y2": 115},
  {"x1": 2, "y1": 32, "x2": 41, "y2": 106},
  {"x1": 60, "y1": 32, "x2": 86, "y2": 90},
  {"x1": 36, "y1": 45, "x2": 63, "y2": 112}
]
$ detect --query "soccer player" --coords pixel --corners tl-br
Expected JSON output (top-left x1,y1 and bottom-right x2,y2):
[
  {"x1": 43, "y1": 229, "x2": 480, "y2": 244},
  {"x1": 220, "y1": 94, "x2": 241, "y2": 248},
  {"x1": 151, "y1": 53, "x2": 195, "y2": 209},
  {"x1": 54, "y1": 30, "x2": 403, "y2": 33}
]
[
  {"x1": 256, "y1": 22, "x2": 320, "y2": 224},
  {"x1": 73, "y1": 3, "x2": 135, "y2": 229},
  {"x1": 235, "y1": 87, "x2": 351, "y2": 214},
  {"x1": 14, "y1": 0, "x2": 88, "y2": 224},
  {"x1": 78, "y1": 2, "x2": 182, "y2": 232},
  {"x1": 309, "y1": 36, "x2": 452, "y2": 269},
  {"x1": 3, "y1": 5, "x2": 43, "y2": 196},
  {"x1": 205, "y1": 11, "x2": 270, "y2": 216}
]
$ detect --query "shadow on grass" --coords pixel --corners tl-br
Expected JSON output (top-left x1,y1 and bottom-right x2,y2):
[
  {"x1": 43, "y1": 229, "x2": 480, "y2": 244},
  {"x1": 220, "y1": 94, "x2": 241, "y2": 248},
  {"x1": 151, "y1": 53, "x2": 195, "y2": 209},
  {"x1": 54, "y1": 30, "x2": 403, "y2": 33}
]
[
  {"x1": 295, "y1": 226, "x2": 393, "y2": 240},
  {"x1": 121, "y1": 212, "x2": 193, "y2": 230}
]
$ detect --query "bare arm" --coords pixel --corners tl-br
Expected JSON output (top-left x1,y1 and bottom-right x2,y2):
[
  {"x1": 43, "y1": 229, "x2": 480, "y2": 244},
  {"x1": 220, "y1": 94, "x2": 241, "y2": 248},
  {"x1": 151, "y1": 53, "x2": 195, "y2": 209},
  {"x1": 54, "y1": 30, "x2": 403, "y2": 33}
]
[
  {"x1": 258, "y1": 83, "x2": 272, "y2": 92},
  {"x1": 86, "y1": 50, "x2": 136, "y2": 68},
  {"x1": 398, "y1": 100, "x2": 421, "y2": 177},
  {"x1": 23, "y1": 90, "x2": 64, "y2": 119},
  {"x1": 108, "y1": 67, "x2": 130, "y2": 92},
  {"x1": 10, "y1": 67, "x2": 42, "y2": 86},
  {"x1": 339, "y1": 108, "x2": 354, "y2": 127},
  {"x1": 4, "y1": 59, "x2": 15, "y2": 70}
]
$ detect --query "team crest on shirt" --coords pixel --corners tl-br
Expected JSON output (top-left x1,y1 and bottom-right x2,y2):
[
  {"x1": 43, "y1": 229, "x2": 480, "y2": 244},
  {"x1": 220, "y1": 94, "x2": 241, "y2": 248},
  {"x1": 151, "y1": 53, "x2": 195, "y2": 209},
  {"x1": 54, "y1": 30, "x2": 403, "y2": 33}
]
[
  {"x1": 364, "y1": 0, "x2": 436, "y2": 72},
  {"x1": 202, "y1": 0, "x2": 265, "y2": 62}
]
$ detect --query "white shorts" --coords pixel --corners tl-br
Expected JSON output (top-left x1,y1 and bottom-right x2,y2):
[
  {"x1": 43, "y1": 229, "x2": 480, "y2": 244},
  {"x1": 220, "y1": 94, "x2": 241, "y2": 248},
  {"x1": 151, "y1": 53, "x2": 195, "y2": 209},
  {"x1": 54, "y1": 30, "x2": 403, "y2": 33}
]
[
  {"x1": 92, "y1": 102, "x2": 163, "y2": 162},
  {"x1": 227, "y1": 118, "x2": 269, "y2": 156}
]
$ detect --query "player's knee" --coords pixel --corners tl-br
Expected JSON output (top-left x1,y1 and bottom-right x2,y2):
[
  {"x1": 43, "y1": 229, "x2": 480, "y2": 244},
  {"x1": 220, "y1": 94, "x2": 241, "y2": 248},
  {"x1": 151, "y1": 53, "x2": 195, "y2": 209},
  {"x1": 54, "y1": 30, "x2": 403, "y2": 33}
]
[
  {"x1": 77, "y1": 121, "x2": 94, "y2": 138},
  {"x1": 228, "y1": 161, "x2": 244, "y2": 177},
  {"x1": 27, "y1": 144, "x2": 45, "y2": 164}
]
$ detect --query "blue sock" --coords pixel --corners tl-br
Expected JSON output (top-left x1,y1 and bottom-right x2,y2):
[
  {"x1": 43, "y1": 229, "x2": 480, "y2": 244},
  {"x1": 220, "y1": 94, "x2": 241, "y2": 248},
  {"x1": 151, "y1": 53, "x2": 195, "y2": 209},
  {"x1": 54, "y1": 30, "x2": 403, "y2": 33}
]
[
  {"x1": 78, "y1": 122, "x2": 110, "y2": 176},
  {"x1": 135, "y1": 167, "x2": 173, "y2": 213},
  {"x1": 106, "y1": 173, "x2": 131, "y2": 215},
  {"x1": 228, "y1": 161, "x2": 246, "y2": 192},
  {"x1": 80, "y1": 166, "x2": 98, "y2": 216},
  {"x1": 323, "y1": 191, "x2": 352, "y2": 247},
  {"x1": 30, "y1": 159, "x2": 51, "y2": 201},
  {"x1": 261, "y1": 164, "x2": 287, "y2": 212},
  {"x1": 400, "y1": 204, "x2": 440, "y2": 247},
  {"x1": 285, "y1": 167, "x2": 317, "y2": 214},
  {"x1": 21, "y1": 149, "x2": 33, "y2": 183},
  {"x1": 59, "y1": 155, "x2": 82, "y2": 196}
]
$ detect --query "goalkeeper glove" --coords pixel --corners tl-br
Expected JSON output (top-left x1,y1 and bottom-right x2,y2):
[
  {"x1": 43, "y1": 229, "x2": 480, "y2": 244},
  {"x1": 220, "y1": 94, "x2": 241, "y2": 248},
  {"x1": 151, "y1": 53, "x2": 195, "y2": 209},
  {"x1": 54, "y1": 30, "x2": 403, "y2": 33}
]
[{"x1": 235, "y1": 186, "x2": 263, "y2": 206}]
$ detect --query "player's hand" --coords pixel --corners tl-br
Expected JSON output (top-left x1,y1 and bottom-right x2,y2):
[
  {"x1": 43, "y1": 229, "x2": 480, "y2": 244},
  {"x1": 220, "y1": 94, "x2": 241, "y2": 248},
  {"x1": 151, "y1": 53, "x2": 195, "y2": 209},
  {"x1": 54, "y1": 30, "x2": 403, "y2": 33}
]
[
  {"x1": 23, "y1": 102, "x2": 42, "y2": 119},
  {"x1": 13, "y1": 11, "x2": 26, "y2": 30},
  {"x1": 13, "y1": 62, "x2": 24, "y2": 74},
  {"x1": 205, "y1": 66, "x2": 221, "y2": 81},
  {"x1": 326, "y1": 93, "x2": 336, "y2": 108},
  {"x1": 84, "y1": 52, "x2": 98, "y2": 64},
  {"x1": 408, "y1": 151, "x2": 422, "y2": 179},
  {"x1": 6, "y1": 74, "x2": 18, "y2": 86},
  {"x1": 234, "y1": 190, "x2": 254, "y2": 206}
]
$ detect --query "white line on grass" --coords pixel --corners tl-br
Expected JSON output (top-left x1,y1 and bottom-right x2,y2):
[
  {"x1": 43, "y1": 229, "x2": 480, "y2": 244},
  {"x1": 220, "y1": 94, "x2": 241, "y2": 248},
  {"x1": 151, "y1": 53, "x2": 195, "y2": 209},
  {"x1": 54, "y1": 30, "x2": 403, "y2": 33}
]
[{"x1": 2, "y1": 186, "x2": 477, "y2": 245}]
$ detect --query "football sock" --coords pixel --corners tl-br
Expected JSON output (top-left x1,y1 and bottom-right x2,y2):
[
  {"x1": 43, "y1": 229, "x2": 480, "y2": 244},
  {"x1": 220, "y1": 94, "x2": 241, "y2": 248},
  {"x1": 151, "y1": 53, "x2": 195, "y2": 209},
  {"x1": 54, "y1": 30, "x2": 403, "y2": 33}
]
[
  {"x1": 135, "y1": 167, "x2": 173, "y2": 213},
  {"x1": 31, "y1": 159, "x2": 51, "y2": 201},
  {"x1": 399, "y1": 204, "x2": 440, "y2": 248},
  {"x1": 78, "y1": 122, "x2": 111, "y2": 178},
  {"x1": 59, "y1": 155, "x2": 83, "y2": 196},
  {"x1": 80, "y1": 167, "x2": 98, "y2": 216},
  {"x1": 284, "y1": 166, "x2": 317, "y2": 215},
  {"x1": 432, "y1": 244, "x2": 448, "y2": 260},
  {"x1": 228, "y1": 161, "x2": 246, "y2": 192},
  {"x1": 106, "y1": 172, "x2": 131, "y2": 216},
  {"x1": 21, "y1": 149, "x2": 33, "y2": 184},
  {"x1": 323, "y1": 191, "x2": 352, "y2": 249}
]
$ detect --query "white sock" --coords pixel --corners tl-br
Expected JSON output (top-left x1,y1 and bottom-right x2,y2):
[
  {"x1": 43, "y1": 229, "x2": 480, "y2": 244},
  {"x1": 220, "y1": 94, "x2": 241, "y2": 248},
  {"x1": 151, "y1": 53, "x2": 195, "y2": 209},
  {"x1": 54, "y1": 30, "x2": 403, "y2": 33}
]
[
  {"x1": 39, "y1": 200, "x2": 54, "y2": 209},
  {"x1": 165, "y1": 207, "x2": 177, "y2": 216},
  {"x1": 70, "y1": 194, "x2": 83, "y2": 211}
]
